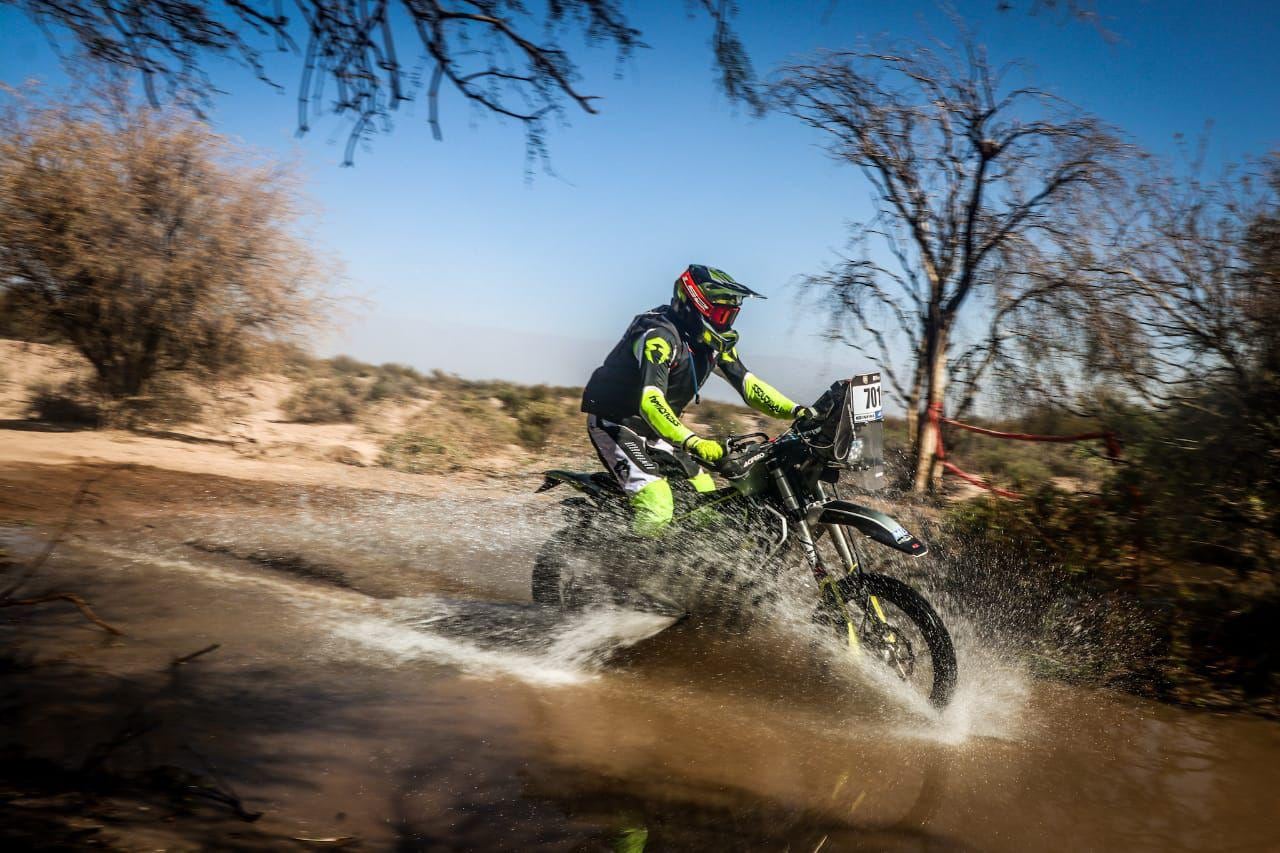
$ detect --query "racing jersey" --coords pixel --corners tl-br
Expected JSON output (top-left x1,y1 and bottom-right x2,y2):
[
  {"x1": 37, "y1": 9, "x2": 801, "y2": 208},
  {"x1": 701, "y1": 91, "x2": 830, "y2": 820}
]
[{"x1": 581, "y1": 305, "x2": 801, "y2": 445}]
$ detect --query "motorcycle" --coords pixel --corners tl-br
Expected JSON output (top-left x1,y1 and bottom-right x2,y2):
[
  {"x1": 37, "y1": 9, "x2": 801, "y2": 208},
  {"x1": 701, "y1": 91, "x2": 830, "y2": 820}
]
[{"x1": 531, "y1": 374, "x2": 957, "y2": 709}]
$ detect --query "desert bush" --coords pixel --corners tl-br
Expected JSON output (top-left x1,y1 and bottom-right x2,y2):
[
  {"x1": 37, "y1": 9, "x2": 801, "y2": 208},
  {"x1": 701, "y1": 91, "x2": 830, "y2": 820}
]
[
  {"x1": 281, "y1": 378, "x2": 363, "y2": 423},
  {"x1": 367, "y1": 368, "x2": 425, "y2": 401},
  {"x1": 26, "y1": 380, "x2": 101, "y2": 426},
  {"x1": 516, "y1": 400, "x2": 561, "y2": 449},
  {"x1": 943, "y1": 482, "x2": 1279, "y2": 714},
  {"x1": 119, "y1": 375, "x2": 205, "y2": 426},
  {"x1": 378, "y1": 431, "x2": 450, "y2": 474},
  {"x1": 0, "y1": 87, "x2": 331, "y2": 406},
  {"x1": 279, "y1": 353, "x2": 437, "y2": 420},
  {"x1": 328, "y1": 355, "x2": 369, "y2": 377}
]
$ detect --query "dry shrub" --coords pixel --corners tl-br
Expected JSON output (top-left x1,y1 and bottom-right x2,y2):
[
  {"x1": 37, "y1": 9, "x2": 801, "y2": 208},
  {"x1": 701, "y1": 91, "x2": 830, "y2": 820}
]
[
  {"x1": 516, "y1": 400, "x2": 561, "y2": 449},
  {"x1": 26, "y1": 374, "x2": 205, "y2": 427},
  {"x1": 119, "y1": 375, "x2": 204, "y2": 426},
  {"x1": 277, "y1": 356, "x2": 432, "y2": 423},
  {"x1": 26, "y1": 380, "x2": 101, "y2": 426},
  {"x1": 0, "y1": 85, "x2": 334, "y2": 405},
  {"x1": 281, "y1": 378, "x2": 363, "y2": 424},
  {"x1": 378, "y1": 431, "x2": 450, "y2": 474}
]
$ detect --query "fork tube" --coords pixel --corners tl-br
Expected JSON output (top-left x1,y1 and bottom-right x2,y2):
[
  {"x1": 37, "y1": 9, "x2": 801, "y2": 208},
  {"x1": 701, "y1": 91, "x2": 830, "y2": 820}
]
[
  {"x1": 827, "y1": 524, "x2": 859, "y2": 574},
  {"x1": 770, "y1": 466, "x2": 828, "y2": 581},
  {"x1": 791, "y1": 519, "x2": 828, "y2": 582}
]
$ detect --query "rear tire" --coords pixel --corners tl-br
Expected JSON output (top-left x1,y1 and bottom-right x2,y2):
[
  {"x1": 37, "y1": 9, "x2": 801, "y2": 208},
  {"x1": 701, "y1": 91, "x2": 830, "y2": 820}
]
[
  {"x1": 531, "y1": 527, "x2": 575, "y2": 605},
  {"x1": 531, "y1": 523, "x2": 616, "y2": 608},
  {"x1": 833, "y1": 572, "x2": 957, "y2": 709}
]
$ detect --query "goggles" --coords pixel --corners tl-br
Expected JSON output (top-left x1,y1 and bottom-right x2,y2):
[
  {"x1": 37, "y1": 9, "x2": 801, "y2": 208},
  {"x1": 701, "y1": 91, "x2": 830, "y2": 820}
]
[{"x1": 680, "y1": 273, "x2": 743, "y2": 332}]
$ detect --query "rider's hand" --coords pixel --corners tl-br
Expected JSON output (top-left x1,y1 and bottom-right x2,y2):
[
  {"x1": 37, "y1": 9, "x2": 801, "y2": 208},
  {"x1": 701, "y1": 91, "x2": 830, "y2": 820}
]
[
  {"x1": 685, "y1": 436, "x2": 724, "y2": 466},
  {"x1": 792, "y1": 405, "x2": 816, "y2": 421}
]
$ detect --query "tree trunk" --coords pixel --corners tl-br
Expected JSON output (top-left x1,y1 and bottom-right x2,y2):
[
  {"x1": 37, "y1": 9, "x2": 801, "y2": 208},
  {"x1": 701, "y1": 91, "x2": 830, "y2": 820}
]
[
  {"x1": 904, "y1": 359, "x2": 925, "y2": 447},
  {"x1": 912, "y1": 324, "x2": 949, "y2": 494}
]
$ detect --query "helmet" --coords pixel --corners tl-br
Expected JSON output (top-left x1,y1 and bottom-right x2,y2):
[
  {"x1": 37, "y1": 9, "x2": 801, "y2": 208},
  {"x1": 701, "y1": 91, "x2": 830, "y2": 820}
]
[{"x1": 672, "y1": 264, "x2": 765, "y2": 350}]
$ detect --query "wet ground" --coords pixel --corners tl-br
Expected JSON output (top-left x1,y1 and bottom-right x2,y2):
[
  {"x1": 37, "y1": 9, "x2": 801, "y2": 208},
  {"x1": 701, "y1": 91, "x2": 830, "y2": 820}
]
[{"x1": 2, "y1": 462, "x2": 1279, "y2": 851}]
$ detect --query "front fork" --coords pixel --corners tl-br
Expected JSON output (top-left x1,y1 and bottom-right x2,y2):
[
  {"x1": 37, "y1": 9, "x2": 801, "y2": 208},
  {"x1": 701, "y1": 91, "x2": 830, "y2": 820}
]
[{"x1": 769, "y1": 466, "x2": 884, "y2": 655}]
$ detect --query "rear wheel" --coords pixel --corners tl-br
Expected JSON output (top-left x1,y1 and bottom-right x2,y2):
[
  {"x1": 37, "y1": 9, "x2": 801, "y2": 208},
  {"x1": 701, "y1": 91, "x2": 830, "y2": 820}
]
[
  {"x1": 532, "y1": 523, "x2": 620, "y2": 608},
  {"x1": 532, "y1": 526, "x2": 588, "y2": 607},
  {"x1": 827, "y1": 572, "x2": 957, "y2": 709}
]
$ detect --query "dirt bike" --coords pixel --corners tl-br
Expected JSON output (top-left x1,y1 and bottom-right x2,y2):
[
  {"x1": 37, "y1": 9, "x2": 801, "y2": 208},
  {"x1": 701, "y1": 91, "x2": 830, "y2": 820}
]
[{"x1": 531, "y1": 375, "x2": 958, "y2": 709}]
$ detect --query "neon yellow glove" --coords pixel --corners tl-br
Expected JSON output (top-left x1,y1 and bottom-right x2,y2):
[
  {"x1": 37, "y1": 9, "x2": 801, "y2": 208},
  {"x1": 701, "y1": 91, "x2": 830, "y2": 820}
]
[{"x1": 684, "y1": 436, "x2": 724, "y2": 466}]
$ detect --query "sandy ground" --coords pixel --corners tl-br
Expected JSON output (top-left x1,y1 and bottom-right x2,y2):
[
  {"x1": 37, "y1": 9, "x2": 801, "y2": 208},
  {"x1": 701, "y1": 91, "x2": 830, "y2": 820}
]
[
  {"x1": 0, "y1": 425, "x2": 517, "y2": 496},
  {"x1": 0, "y1": 339, "x2": 547, "y2": 494}
]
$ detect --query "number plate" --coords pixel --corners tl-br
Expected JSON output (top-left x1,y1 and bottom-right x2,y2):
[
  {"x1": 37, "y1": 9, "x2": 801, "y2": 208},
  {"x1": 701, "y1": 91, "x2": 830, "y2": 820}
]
[{"x1": 851, "y1": 373, "x2": 883, "y2": 423}]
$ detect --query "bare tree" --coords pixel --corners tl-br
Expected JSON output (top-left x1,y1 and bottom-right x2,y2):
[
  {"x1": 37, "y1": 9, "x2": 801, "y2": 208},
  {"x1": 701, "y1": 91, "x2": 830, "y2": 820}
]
[
  {"x1": 0, "y1": 87, "x2": 331, "y2": 413},
  {"x1": 7, "y1": 0, "x2": 761, "y2": 165},
  {"x1": 1054, "y1": 154, "x2": 1279, "y2": 413},
  {"x1": 772, "y1": 37, "x2": 1126, "y2": 493}
]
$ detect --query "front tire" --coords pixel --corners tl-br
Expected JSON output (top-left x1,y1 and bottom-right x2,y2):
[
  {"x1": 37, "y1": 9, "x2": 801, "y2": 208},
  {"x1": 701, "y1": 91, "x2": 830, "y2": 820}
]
[{"x1": 831, "y1": 572, "x2": 958, "y2": 709}]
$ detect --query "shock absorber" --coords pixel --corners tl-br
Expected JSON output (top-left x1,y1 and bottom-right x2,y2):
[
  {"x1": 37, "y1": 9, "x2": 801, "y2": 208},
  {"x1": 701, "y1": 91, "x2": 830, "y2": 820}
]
[
  {"x1": 771, "y1": 463, "x2": 825, "y2": 579},
  {"x1": 768, "y1": 463, "x2": 801, "y2": 515}
]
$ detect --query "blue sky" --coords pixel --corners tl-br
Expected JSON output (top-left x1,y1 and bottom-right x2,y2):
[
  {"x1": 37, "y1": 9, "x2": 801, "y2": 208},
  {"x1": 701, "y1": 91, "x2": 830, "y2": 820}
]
[{"x1": 3, "y1": 1, "x2": 1278, "y2": 405}]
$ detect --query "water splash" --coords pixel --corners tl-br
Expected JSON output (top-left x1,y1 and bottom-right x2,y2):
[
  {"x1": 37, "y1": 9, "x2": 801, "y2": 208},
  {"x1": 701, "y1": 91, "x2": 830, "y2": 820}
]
[{"x1": 330, "y1": 597, "x2": 675, "y2": 685}]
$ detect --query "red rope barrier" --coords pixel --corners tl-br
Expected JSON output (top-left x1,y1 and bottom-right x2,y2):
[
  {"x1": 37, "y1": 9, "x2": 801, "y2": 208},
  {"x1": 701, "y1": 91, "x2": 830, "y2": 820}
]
[
  {"x1": 940, "y1": 460, "x2": 1024, "y2": 499},
  {"x1": 927, "y1": 402, "x2": 1121, "y2": 500}
]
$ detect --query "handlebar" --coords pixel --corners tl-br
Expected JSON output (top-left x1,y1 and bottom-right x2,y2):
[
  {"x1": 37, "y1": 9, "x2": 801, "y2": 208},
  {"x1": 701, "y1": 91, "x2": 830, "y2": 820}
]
[
  {"x1": 723, "y1": 432, "x2": 771, "y2": 454},
  {"x1": 714, "y1": 430, "x2": 788, "y2": 479}
]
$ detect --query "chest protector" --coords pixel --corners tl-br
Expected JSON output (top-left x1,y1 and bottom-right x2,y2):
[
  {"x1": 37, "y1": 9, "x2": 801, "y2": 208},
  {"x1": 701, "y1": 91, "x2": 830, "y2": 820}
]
[{"x1": 582, "y1": 306, "x2": 714, "y2": 425}]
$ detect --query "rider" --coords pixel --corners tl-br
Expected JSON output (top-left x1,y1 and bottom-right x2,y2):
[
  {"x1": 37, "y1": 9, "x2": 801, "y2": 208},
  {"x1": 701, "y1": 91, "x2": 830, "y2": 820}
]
[{"x1": 581, "y1": 264, "x2": 812, "y2": 537}]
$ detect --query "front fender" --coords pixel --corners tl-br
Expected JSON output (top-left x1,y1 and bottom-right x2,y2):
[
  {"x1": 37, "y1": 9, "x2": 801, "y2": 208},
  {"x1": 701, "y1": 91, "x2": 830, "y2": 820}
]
[{"x1": 818, "y1": 500, "x2": 928, "y2": 557}]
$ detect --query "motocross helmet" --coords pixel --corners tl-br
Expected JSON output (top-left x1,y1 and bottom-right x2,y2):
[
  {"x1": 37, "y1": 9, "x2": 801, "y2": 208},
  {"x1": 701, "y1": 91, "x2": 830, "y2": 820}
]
[{"x1": 672, "y1": 264, "x2": 765, "y2": 351}]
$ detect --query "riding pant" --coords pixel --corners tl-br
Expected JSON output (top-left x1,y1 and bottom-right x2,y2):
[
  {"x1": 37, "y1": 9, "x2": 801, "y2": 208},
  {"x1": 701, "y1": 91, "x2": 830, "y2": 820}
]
[{"x1": 586, "y1": 415, "x2": 715, "y2": 537}]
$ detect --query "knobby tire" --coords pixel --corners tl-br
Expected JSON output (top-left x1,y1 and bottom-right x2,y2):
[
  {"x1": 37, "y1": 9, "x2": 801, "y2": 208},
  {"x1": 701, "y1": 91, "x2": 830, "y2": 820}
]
[{"x1": 836, "y1": 572, "x2": 958, "y2": 709}]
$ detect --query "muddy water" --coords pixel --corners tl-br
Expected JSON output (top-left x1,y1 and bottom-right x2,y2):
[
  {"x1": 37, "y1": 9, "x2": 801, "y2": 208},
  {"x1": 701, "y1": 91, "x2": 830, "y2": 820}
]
[{"x1": 3, "y1": 489, "x2": 1279, "y2": 852}]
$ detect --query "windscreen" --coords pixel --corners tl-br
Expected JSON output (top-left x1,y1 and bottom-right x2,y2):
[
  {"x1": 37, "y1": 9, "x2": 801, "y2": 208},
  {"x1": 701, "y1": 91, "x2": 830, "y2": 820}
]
[
  {"x1": 847, "y1": 373, "x2": 886, "y2": 491},
  {"x1": 804, "y1": 373, "x2": 887, "y2": 491}
]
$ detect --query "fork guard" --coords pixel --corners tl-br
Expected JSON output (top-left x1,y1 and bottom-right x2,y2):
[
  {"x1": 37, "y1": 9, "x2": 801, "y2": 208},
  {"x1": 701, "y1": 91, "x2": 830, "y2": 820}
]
[{"x1": 818, "y1": 500, "x2": 928, "y2": 557}]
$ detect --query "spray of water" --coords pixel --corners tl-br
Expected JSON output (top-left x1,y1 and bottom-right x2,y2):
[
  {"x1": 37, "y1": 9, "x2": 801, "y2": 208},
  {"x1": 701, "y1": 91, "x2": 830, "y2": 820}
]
[
  {"x1": 91, "y1": 481, "x2": 1043, "y2": 744},
  {"x1": 331, "y1": 598, "x2": 675, "y2": 686}
]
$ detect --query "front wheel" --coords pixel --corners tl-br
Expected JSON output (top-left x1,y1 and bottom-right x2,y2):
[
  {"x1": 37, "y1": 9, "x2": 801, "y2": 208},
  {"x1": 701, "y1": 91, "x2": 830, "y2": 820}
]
[{"x1": 827, "y1": 572, "x2": 958, "y2": 709}]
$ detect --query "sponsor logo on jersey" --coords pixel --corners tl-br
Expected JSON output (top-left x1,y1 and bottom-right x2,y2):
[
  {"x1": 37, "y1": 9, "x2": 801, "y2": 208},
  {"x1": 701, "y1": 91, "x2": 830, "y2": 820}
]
[{"x1": 644, "y1": 335, "x2": 672, "y2": 365}]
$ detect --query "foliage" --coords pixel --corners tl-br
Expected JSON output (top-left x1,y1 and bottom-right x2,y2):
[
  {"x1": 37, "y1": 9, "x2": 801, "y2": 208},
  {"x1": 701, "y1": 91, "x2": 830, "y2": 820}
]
[
  {"x1": 945, "y1": 364, "x2": 1279, "y2": 713},
  {"x1": 281, "y1": 377, "x2": 365, "y2": 424},
  {"x1": 940, "y1": 406, "x2": 1113, "y2": 490},
  {"x1": 279, "y1": 356, "x2": 436, "y2": 423},
  {"x1": 944, "y1": 486, "x2": 1279, "y2": 714},
  {"x1": 0, "y1": 88, "x2": 329, "y2": 414},
  {"x1": 930, "y1": 153, "x2": 1279, "y2": 713}
]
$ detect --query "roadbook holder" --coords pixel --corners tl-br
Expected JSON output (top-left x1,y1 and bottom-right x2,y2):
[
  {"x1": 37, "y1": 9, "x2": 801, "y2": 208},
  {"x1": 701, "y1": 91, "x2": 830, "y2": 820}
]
[{"x1": 801, "y1": 373, "x2": 886, "y2": 492}]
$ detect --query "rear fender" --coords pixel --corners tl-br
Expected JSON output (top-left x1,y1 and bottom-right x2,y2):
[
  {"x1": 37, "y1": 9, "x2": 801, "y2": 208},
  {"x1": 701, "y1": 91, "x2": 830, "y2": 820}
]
[
  {"x1": 818, "y1": 500, "x2": 928, "y2": 557},
  {"x1": 537, "y1": 470, "x2": 616, "y2": 507}
]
